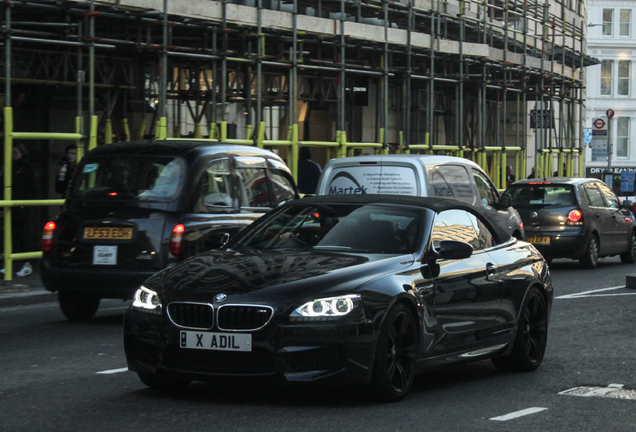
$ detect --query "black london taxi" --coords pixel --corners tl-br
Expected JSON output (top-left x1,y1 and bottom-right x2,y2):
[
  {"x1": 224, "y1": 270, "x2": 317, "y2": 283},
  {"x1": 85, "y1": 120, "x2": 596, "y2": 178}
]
[{"x1": 40, "y1": 140, "x2": 298, "y2": 320}]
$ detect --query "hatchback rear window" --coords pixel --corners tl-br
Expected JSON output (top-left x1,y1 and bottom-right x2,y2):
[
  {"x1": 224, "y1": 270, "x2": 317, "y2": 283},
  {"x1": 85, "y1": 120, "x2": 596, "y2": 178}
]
[
  {"x1": 508, "y1": 184, "x2": 576, "y2": 207},
  {"x1": 72, "y1": 155, "x2": 185, "y2": 202}
]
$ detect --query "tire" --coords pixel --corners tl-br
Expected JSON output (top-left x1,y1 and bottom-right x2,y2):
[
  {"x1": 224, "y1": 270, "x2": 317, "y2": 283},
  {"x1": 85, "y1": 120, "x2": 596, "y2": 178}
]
[
  {"x1": 370, "y1": 303, "x2": 418, "y2": 402},
  {"x1": 620, "y1": 230, "x2": 636, "y2": 264},
  {"x1": 492, "y1": 287, "x2": 548, "y2": 372},
  {"x1": 579, "y1": 234, "x2": 599, "y2": 269},
  {"x1": 138, "y1": 372, "x2": 191, "y2": 391},
  {"x1": 58, "y1": 291, "x2": 100, "y2": 321}
]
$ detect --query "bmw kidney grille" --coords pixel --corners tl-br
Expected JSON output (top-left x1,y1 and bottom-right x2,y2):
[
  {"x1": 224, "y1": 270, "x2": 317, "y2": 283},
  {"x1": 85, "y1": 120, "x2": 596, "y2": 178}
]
[
  {"x1": 167, "y1": 302, "x2": 273, "y2": 331},
  {"x1": 167, "y1": 302, "x2": 214, "y2": 330}
]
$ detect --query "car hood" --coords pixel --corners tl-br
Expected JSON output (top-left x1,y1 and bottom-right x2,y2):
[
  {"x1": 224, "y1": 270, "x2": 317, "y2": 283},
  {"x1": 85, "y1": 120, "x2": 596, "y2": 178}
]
[{"x1": 152, "y1": 249, "x2": 413, "y2": 303}]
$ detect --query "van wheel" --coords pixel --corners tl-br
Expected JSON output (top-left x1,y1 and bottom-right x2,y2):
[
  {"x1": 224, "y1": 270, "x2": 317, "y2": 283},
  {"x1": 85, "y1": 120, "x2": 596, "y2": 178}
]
[
  {"x1": 620, "y1": 231, "x2": 636, "y2": 264},
  {"x1": 58, "y1": 291, "x2": 100, "y2": 321},
  {"x1": 579, "y1": 235, "x2": 599, "y2": 269}
]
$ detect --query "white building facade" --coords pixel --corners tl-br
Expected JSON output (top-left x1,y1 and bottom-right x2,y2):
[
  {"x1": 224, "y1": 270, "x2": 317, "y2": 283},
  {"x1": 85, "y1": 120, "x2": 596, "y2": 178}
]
[{"x1": 586, "y1": 0, "x2": 636, "y2": 197}]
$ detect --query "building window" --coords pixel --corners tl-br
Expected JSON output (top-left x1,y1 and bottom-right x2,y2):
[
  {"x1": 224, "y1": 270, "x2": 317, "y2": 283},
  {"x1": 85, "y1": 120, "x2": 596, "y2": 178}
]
[
  {"x1": 618, "y1": 60, "x2": 631, "y2": 96},
  {"x1": 603, "y1": 9, "x2": 614, "y2": 36},
  {"x1": 617, "y1": 117, "x2": 629, "y2": 158},
  {"x1": 601, "y1": 60, "x2": 613, "y2": 95},
  {"x1": 620, "y1": 9, "x2": 631, "y2": 36}
]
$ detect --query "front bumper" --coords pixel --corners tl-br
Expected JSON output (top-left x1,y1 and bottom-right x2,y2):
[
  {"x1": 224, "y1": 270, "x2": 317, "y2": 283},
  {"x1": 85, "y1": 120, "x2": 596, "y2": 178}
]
[{"x1": 123, "y1": 308, "x2": 378, "y2": 385}]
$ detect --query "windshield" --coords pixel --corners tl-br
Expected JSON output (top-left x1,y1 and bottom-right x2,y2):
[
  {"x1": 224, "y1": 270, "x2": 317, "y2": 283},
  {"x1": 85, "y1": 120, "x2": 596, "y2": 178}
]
[
  {"x1": 508, "y1": 184, "x2": 576, "y2": 207},
  {"x1": 72, "y1": 155, "x2": 186, "y2": 202},
  {"x1": 233, "y1": 203, "x2": 423, "y2": 254}
]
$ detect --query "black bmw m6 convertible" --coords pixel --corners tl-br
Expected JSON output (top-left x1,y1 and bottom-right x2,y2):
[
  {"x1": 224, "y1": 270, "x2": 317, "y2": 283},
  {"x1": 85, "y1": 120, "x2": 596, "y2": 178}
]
[{"x1": 124, "y1": 194, "x2": 553, "y2": 401}]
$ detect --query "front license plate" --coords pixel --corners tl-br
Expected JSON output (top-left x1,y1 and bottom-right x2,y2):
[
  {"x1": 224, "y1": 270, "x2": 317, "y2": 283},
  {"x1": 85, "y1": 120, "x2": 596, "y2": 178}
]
[
  {"x1": 180, "y1": 331, "x2": 252, "y2": 352},
  {"x1": 84, "y1": 226, "x2": 133, "y2": 240},
  {"x1": 527, "y1": 236, "x2": 550, "y2": 245}
]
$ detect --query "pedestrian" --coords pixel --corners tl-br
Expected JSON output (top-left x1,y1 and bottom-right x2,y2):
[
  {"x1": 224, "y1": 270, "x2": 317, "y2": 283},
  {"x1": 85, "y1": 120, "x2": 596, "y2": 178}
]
[
  {"x1": 528, "y1": 167, "x2": 535, "y2": 179},
  {"x1": 506, "y1": 165, "x2": 516, "y2": 187},
  {"x1": 2, "y1": 144, "x2": 35, "y2": 277},
  {"x1": 297, "y1": 147, "x2": 322, "y2": 195},
  {"x1": 55, "y1": 144, "x2": 77, "y2": 198}
]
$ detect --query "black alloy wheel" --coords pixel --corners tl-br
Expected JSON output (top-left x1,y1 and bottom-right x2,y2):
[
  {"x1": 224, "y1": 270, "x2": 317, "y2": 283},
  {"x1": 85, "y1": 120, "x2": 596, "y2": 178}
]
[
  {"x1": 58, "y1": 291, "x2": 100, "y2": 321},
  {"x1": 371, "y1": 303, "x2": 418, "y2": 402},
  {"x1": 492, "y1": 287, "x2": 548, "y2": 372},
  {"x1": 620, "y1": 231, "x2": 636, "y2": 264},
  {"x1": 579, "y1": 234, "x2": 599, "y2": 269}
]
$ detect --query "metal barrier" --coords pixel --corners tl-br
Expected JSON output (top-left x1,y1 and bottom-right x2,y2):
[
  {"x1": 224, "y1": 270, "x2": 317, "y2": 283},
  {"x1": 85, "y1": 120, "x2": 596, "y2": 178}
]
[{"x1": 2, "y1": 107, "x2": 95, "y2": 282}]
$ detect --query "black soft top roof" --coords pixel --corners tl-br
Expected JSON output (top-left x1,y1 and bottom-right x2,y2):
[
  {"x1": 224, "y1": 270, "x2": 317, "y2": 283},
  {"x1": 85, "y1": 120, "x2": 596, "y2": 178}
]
[{"x1": 297, "y1": 194, "x2": 511, "y2": 243}]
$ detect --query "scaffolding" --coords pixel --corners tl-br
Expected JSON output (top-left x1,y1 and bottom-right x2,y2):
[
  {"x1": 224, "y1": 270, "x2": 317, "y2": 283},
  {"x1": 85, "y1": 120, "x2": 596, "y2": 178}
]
[{"x1": 1, "y1": 0, "x2": 595, "y2": 279}]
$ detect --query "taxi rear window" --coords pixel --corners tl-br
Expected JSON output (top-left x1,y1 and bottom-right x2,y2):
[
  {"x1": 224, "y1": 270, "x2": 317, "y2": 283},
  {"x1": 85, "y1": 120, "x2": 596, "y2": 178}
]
[{"x1": 73, "y1": 155, "x2": 185, "y2": 202}]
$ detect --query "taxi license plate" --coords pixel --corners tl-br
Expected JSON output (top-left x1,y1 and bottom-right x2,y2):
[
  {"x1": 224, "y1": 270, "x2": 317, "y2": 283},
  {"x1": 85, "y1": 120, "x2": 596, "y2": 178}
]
[
  {"x1": 83, "y1": 226, "x2": 133, "y2": 240},
  {"x1": 527, "y1": 236, "x2": 550, "y2": 245},
  {"x1": 180, "y1": 331, "x2": 252, "y2": 352}
]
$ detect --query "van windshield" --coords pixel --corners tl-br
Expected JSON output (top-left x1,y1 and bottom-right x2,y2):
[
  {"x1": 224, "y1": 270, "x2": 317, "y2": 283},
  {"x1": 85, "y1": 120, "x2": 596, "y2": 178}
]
[
  {"x1": 71, "y1": 155, "x2": 185, "y2": 202},
  {"x1": 507, "y1": 184, "x2": 576, "y2": 208}
]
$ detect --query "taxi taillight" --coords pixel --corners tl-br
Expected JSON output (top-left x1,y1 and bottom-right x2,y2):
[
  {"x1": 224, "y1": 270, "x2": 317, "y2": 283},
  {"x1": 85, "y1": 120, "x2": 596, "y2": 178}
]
[
  {"x1": 567, "y1": 209, "x2": 583, "y2": 226},
  {"x1": 170, "y1": 224, "x2": 185, "y2": 256},
  {"x1": 42, "y1": 221, "x2": 56, "y2": 252}
]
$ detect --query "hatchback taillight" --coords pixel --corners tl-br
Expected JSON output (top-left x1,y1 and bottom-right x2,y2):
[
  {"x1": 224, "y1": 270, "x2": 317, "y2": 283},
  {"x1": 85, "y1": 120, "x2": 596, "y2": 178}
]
[
  {"x1": 170, "y1": 224, "x2": 185, "y2": 256},
  {"x1": 42, "y1": 221, "x2": 56, "y2": 252},
  {"x1": 567, "y1": 209, "x2": 583, "y2": 226}
]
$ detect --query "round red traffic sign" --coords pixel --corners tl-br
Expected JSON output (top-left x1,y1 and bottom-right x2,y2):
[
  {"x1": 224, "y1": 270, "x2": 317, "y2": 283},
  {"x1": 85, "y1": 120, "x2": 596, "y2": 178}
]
[
  {"x1": 606, "y1": 109, "x2": 615, "y2": 119},
  {"x1": 593, "y1": 118, "x2": 606, "y2": 129}
]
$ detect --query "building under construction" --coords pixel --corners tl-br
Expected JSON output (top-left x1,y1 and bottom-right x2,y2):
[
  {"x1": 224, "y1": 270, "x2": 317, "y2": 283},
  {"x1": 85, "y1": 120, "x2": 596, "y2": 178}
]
[{"x1": 1, "y1": 0, "x2": 595, "y2": 274}]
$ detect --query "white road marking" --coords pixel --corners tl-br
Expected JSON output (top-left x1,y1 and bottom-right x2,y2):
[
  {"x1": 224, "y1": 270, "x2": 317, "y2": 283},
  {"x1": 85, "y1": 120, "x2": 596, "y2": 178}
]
[
  {"x1": 489, "y1": 407, "x2": 548, "y2": 422},
  {"x1": 555, "y1": 286, "x2": 636, "y2": 299},
  {"x1": 559, "y1": 384, "x2": 625, "y2": 398},
  {"x1": 96, "y1": 367, "x2": 129, "y2": 375}
]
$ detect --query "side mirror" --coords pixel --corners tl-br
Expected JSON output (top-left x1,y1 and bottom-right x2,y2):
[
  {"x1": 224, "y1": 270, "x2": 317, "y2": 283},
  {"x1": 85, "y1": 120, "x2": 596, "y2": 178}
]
[
  {"x1": 432, "y1": 240, "x2": 474, "y2": 260},
  {"x1": 500, "y1": 192, "x2": 512, "y2": 208},
  {"x1": 623, "y1": 200, "x2": 633, "y2": 210}
]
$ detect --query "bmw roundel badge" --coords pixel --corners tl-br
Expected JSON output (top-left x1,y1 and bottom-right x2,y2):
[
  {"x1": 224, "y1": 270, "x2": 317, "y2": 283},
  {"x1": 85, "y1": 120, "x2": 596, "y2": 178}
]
[{"x1": 214, "y1": 293, "x2": 227, "y2": 302}]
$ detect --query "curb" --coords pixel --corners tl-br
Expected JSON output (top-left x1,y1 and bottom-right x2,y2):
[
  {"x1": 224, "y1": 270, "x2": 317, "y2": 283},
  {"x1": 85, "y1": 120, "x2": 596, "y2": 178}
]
[{"x1": 0, "y1": 283, "x2": 57, "y2": 307}]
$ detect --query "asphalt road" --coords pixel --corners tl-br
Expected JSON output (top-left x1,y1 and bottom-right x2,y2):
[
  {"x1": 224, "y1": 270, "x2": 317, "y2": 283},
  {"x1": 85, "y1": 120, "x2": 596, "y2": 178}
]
[{"x1": 1, "y1": 257, "x2": 635, "y2": 431}]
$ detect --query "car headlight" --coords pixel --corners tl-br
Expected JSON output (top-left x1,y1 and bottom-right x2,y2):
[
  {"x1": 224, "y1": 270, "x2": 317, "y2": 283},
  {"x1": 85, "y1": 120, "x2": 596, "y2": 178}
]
[
  {"x1": 132, "y1": 286, "x2": 162, "y2": 314},
  {"x1": 290, "y1": 294, "x2": 361, "y2": 321}
]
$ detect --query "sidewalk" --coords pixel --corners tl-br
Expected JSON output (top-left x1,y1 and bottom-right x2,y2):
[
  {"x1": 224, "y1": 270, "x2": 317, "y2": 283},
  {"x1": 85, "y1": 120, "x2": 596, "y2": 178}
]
[{"x1": 0, "y1": 266, "x2": 56, "y2": 307}]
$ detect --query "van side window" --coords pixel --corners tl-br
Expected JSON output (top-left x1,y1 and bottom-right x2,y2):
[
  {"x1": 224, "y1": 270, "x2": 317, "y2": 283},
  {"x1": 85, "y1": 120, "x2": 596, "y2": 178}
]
[
  {"x1": 472, "y1": 169, "x2": 499, "y2": 206},
  {"x1": 193, "y1": 158, "x2": 234, "y2": 213},
  {"x1": 427, "y1": 165, "x2": 474, "y2": 204}
]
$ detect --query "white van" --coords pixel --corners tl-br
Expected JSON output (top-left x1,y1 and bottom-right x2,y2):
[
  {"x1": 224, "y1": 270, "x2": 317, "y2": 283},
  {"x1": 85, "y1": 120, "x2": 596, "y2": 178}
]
[{"x1": 316, "y1": 154, "x2": 524, "y2": 239}]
